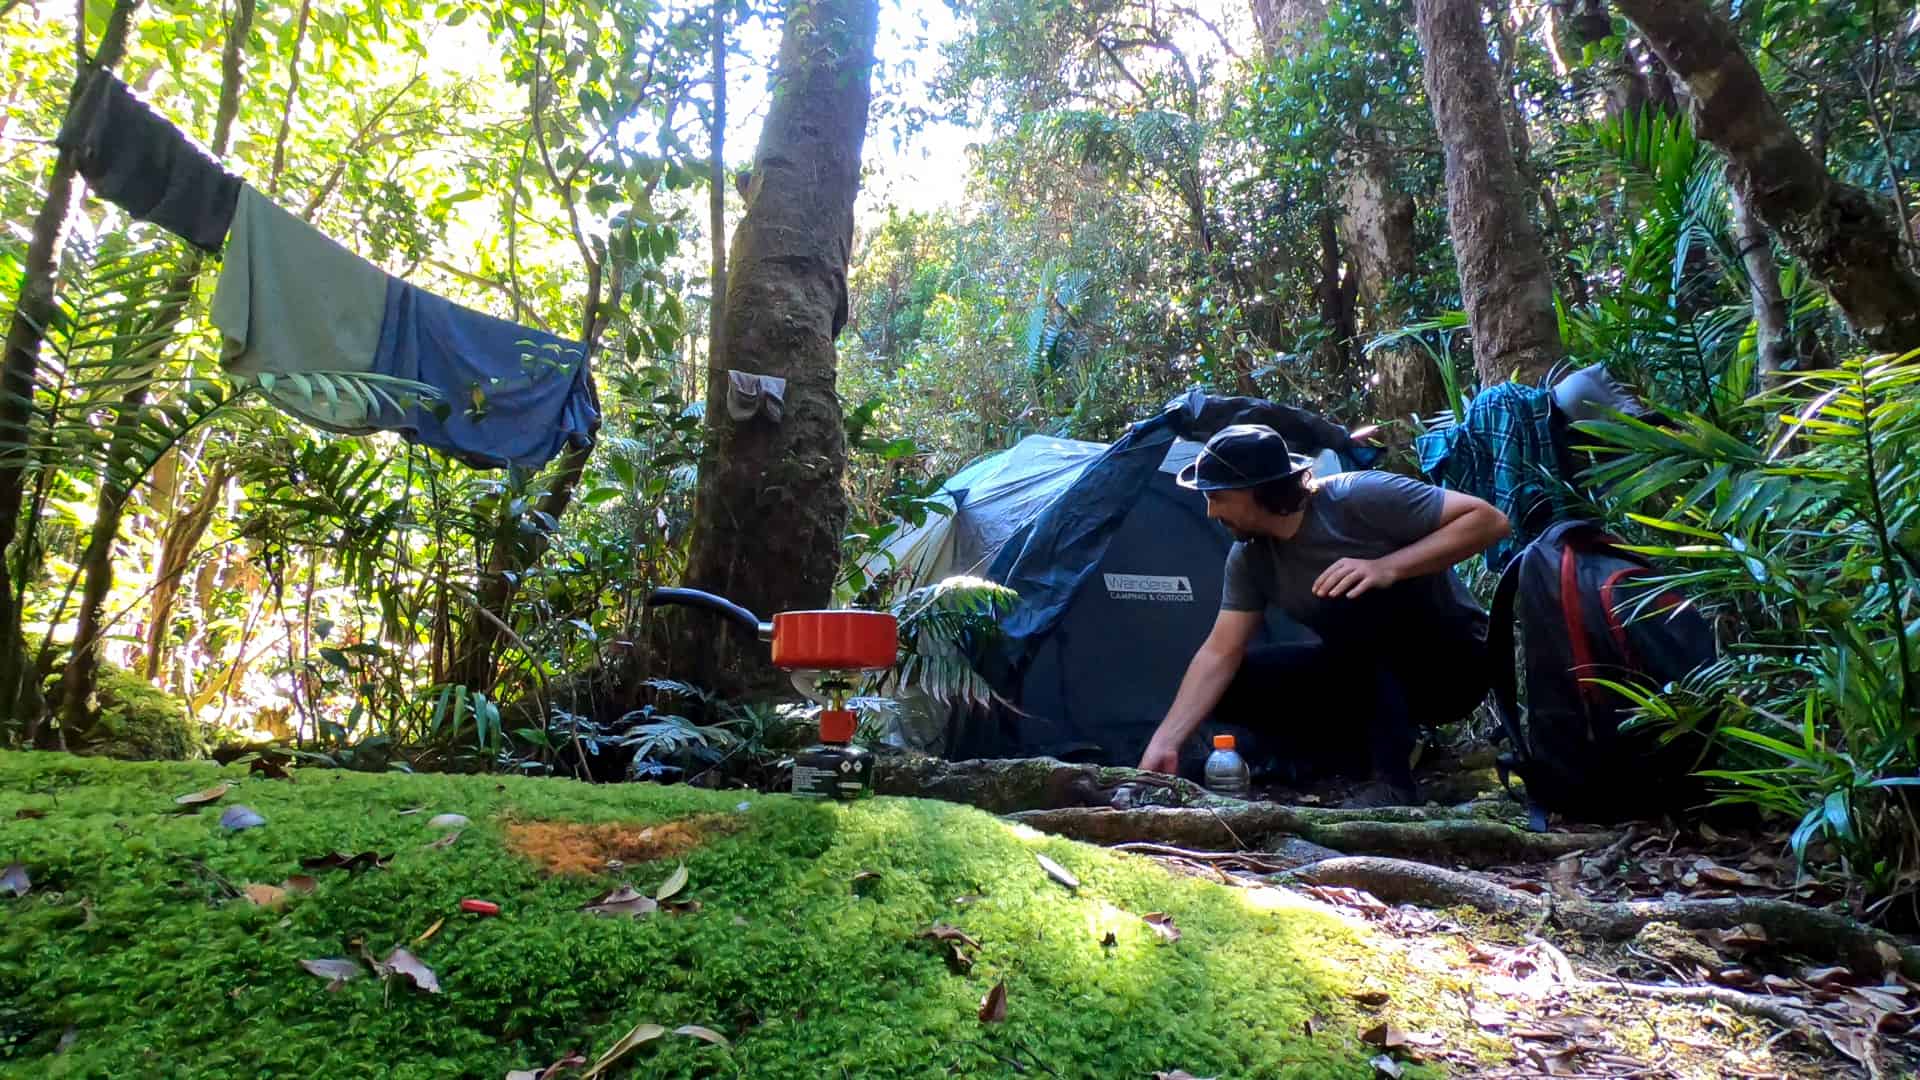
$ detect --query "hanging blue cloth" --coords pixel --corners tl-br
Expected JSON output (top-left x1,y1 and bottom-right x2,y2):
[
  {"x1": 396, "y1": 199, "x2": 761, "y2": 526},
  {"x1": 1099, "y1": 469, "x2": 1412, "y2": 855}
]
[{"x1": 371, "y1": 280, "x2": 598, "y2": 470}]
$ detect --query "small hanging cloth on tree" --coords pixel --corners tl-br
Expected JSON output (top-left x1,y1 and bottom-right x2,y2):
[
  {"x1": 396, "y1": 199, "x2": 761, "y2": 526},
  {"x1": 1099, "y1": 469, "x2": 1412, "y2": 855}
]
[{"x1": 53, "y1": 71, "x2": 240, "y2": 253}]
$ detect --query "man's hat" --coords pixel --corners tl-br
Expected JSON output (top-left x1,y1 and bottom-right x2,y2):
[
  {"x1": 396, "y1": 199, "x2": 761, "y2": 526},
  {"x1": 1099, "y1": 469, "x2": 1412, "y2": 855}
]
[{"x1": 1175, "y1": 424, "x2": 1316, "y2": 492}]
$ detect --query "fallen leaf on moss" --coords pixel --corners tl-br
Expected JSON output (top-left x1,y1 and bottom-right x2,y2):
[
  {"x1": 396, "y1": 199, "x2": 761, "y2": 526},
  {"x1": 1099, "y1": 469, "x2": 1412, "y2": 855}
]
[
  {"x1": 425, "y1": 831, "x2": 461, "y2": 851},
  {"x1": 242, "y1": 883, "x2": 287, "y2": 910},
  {"x1": 248, "y1": 754, "x2": 292, "y2": 781},
  {"x1": 1100, "y1": 930, "x2": 1117, "y2": 949},
  {"x1": 1361, "y1": 1022, "x2": 1408, "y2": 1050},
  {"x1": 978, "y1": 979, "x2": 1007, "y2": 1023},
  {"x1": 415, "y1": 917, "x2": 446, "y2": 946},
  {"x1": 1035, "y1": 852, "x2": 1078, "y2": 890},
  {"x1": 1370, "y1": 1054, "x2": 1403, "y2": 1079},
  {"x1": 175, "y1": 783, "x2": 231, "y2": 807},
  {"x1": 1142, "y1": 912, "x2": 1180, "y2": 943},
  {"x1": 674, "y1": 1024, "x2": 730, "y2": 1048},
  {"x1": 300, "y1": 851, "x2": 390, "y2": 873},
  {"x1": 1, "y1": 863, "x2": 29, "y2": 897},
  {"x1": 506, "y1": 1053, "x2": 585, "y2": 1080},
  {"x1": 299, "y1": 957, "x2": 363, "y2": 990},
  {"x1": 218, "y1": 805, "x2": 265, "y2": 830},
  {"x1": 583, "y1": 886, "x2": 658, "y2": 918},
  {"x1": 377, "y1": 947, "x2": 440, "y2": 994},
  {"x1": 583, "y1": 1022, "x2": 665, "y2": 1078},
  {"x1": 283, "y1": 875, "x2": 318, "y2": 893},
  {"x1": 14, "y1": 808, "x2": 47, "y2": 820},
  {"x1": 654, "y1": 863, "x2": 688, "y2": 901},
  {"x1": 429, "y1": 813, "x2": 469, "y2": 829},
  {"x1": 1352, "y1": 989, "x2": 1390, "y2": 1007},
  {"x1": 1153, "y1": 1072, "x2": 1215, "y2": 1079},
  {"x1": 397, "y1": 806, "x2": 425, "y2": 816},
  {"x1": 918, "y1": 924, "x2": 982, "y2": 950}
]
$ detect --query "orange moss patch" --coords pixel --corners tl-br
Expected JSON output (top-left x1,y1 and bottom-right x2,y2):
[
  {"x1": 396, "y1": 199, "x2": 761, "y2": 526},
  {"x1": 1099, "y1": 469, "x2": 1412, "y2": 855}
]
[{"x1": 503, "y1": 815, "x2": 737, "y2": 876}]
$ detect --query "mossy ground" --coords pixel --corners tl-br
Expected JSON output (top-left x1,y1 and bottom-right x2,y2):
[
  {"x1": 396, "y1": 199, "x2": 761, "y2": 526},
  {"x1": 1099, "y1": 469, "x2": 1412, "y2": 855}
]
[{"x1": 0, "y1": 752, "x2": 1460, "y2": 1078}]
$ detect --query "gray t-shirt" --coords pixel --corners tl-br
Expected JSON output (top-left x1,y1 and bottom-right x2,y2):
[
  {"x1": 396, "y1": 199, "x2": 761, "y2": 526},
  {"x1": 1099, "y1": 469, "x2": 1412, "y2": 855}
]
[{"x1": 1220, "y1": 471, "x2": 1484, "y2": 630}]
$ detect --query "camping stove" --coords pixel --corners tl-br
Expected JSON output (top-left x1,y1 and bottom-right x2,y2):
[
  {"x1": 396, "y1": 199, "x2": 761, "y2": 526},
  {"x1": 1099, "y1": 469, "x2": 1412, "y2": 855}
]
[{"x1": 643, "y1": 587, "x2": 897, "y2": 800}]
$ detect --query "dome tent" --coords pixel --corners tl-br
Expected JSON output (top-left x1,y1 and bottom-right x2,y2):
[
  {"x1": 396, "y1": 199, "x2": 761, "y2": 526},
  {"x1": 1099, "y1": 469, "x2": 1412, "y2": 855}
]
[{"x1": 867, "y1": 390, "x2": 1378, "y2": 767}]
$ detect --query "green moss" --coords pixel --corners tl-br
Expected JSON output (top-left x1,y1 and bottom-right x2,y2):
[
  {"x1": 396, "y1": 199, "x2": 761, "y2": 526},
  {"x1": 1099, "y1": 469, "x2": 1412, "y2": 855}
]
[
  {"x1": 63, "y1": 661, "x2": 198, "y2": 762},
  {"x1": 0, "y1": 753, "x2": 1453, "y2": 1078}
]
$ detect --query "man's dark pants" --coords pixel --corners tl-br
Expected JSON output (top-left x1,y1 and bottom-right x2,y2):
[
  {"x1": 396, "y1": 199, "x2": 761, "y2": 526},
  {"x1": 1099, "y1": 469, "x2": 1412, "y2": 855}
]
[{"x1": 1211, "y1": 581, "x2": 1489, "y2": 789}]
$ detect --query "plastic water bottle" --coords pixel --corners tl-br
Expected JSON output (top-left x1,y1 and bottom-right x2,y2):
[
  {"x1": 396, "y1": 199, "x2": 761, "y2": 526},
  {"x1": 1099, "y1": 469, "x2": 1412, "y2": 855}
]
[{"x1": 1204, "y1": 734, "x2": 1251, "y2": 798}]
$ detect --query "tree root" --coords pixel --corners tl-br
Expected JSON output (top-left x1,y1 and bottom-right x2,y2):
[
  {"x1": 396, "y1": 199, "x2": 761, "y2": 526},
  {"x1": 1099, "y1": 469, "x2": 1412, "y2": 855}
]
[
  {"x1": 872, "y1": 754, "x2": 1210, "y2": 814},
  {"x1": 1586, "y1": 979, "x2": 1815, "y2": 1038},
  {"x1": 1290, "y1": 855, "x2": 1920, "y2": 979},
  {"x1": 1008, "y1": 803, "x2": 1607, "y2": 867}
]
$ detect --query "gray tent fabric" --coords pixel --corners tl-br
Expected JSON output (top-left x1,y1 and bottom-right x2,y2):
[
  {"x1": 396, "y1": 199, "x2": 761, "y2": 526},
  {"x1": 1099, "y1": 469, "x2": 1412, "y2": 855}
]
[{"x1": 876, "y1": 390, "x2": 1366, "y2": 765}]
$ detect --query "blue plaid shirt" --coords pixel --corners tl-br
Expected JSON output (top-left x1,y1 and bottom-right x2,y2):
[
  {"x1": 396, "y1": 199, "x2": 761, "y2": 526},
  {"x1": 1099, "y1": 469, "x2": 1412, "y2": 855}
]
[{"x1": 1415, "y1": 382, "x2": 1564, "y2": 572}]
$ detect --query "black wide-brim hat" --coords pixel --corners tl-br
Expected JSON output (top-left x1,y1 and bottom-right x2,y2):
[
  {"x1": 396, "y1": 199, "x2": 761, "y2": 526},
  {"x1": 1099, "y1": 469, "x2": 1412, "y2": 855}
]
[{"x1": 1175, "y1": 423, "x2": 1316, "y2": 492}]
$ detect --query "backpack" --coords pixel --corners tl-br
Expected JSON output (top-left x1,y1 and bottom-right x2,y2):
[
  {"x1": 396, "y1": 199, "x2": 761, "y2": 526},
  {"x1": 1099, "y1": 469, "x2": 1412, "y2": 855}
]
[{"x1": 1488, "y1": 520, "x2": 1717, "y2": 829}]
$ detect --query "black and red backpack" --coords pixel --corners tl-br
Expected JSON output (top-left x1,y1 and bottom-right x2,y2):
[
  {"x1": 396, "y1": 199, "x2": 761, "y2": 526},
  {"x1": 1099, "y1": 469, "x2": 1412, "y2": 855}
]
[{"x1": 1488, "y1": 520, "x2": 1718, "y2": 829}]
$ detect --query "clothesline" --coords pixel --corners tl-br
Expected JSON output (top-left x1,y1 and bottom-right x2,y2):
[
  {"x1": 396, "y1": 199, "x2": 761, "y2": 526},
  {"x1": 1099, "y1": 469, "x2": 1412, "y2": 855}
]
[{"x1": 53, "y1": 70, "x2": 598, "y2": 471}]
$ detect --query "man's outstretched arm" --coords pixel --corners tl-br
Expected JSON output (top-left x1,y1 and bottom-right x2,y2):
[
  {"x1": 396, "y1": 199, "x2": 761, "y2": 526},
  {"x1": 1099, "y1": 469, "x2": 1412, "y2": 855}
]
[{"x1": 1138, "y1": 609, "x2": 1263, "y2": 774}]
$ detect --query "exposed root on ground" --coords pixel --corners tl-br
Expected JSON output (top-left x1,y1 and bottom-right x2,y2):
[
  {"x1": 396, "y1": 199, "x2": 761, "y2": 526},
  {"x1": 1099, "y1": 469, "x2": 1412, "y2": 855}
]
[
  {"x1": 1009, "y1": 803, "x2": 1612, "y2": 867},
  {"x1": 1290, "y1": 855, "x2": 1920, "y2": 978}
]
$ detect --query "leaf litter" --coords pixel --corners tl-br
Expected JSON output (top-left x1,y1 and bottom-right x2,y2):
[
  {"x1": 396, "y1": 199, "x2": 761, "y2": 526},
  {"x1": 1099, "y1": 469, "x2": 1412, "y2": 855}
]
[{"x1": 174, "y1": 783, "x2": 231, "y2": 807}]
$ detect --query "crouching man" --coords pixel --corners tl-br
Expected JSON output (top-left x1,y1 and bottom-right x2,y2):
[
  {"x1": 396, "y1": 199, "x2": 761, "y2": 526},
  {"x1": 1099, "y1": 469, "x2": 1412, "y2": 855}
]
[{"x1": 1138, "y1": 424, "x2": 1509, "y2": 805}]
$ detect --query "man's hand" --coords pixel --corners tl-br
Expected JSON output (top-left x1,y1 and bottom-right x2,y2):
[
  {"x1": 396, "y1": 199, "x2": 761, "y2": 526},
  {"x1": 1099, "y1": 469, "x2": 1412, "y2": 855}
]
[
  {"x1": 1313, "y1": 556, "x2": 1399, "y2": 598},
  {"x1": 1138, "y1": 736, "x2": 1182, "y2": 776}
]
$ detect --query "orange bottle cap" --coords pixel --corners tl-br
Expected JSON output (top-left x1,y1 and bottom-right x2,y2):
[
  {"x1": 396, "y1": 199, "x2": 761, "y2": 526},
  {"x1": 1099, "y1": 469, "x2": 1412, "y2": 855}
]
[{"x1": 1213, "y1": 734, "x2": 1236, "y2": 750}]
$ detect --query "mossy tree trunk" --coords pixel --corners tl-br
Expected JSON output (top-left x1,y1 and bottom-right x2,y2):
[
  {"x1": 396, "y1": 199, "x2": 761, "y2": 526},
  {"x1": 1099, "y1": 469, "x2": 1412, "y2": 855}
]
[
  {"x1": 1613, "y1": 0, "x2": 1920, "y2": 353},
  {"x1": 670, "y1": 0, "x2": 879, "y2": 696}
]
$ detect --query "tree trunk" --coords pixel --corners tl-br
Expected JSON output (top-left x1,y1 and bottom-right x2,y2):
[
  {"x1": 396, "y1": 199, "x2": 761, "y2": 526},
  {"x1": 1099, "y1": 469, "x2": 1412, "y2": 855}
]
[
  {"x1": 0, "y1": 0, "x2": 142, "y2": 732},
  {"x1": 1413, "y1": 0, "x2": 1565, "y2": 387},
  {"x1": 1613, "y1": 0, "x2": 1920, "y2": 353},
  {"x1": 671, "y1": 0, "x2": 879, "y2": 697},
  {"x1": 58, "y1": 0, "x2": 255, "y2": 734},
  {"x1": 707, "y1": 0, "x2": 727, "y2": 370},
  {"x1": 1337, "y1": 134, "x2": 1441, "y2": 425},
  {"x1": 1730, "y1": 185, "x2": 1792, "y2": 379}
]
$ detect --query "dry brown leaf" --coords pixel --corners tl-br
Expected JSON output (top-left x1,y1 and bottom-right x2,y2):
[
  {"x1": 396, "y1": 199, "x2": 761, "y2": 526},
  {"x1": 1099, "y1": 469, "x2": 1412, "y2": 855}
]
[
  {"x1": 1469, "y1": 1004, "x2": 1509, "y2": 1030},
  {"x1": 283, "y1": 874, "x2": 319, "y2": 894},
  {"x1": 945, "y1": 943, "x2": 975, "y2": 973},
  {"x1": 654, "y1": 863, "x2": 688, "y2": 902},
  {"x1": 300, "y1": 851, "x2": 390, "y2": 873},
  {"x1": 415, "y1": 917, "x2": 446, "y2": 946},
  {"x1": 582, "y1": 885, "x2": 659, "y2": 918},
  {"x1": 1803, "y1": 965, "x2": 1858, "y2": 990},
  {"x1": 1352, "y1": 989, "x2": 1390, "y2": 1007},
  {"x1": 918, "y1": 924, "x2": 982, "y2": 950},
  {"x1": 583, "y1": 1022, "x2": 666, "y2": 1078},
  {"x1": 673, "y1": 1024, "x2": 731, "y2": 1048},
  {"x1": 1035, "y1": 852, "x2": 1079, "y2": 890},
  {"x1": 0, "y1": 863, "x2": 29, "y2": 898},
  {"x1": 299, "y1": 957, "x2": 363, "y2": 990},
  {"x1": 1099, "y1": 930, "x2": 1118, "y2": 949},
  {"x1": 378, "y1": 947, "x2": 441, "y2": 994},
  {"x1": 242, "y1": 883, "x2": 288, "y2": 910},
  {"x1": 1548, "y1": 854, "x2": 1582, "y2": 897},
  {"x1": 14, "y1": 807, "x2": 47, "y2": 820},
  {"x1": 1874, "y1": 940, "x2": 1903, "y2": 972},
  {"x1": 1361, "y1": 1022, "x2": 1407, "y2": 1050},
  {"x1": 1142, "y1": 911, "x2": 1181, "y2": 943},
  {"x1": 174, "y1": 783, "x2": 231, "y2": 806},
  {"x1": 978, "y1": 980, "x2": 1007, "y2": 1023}
]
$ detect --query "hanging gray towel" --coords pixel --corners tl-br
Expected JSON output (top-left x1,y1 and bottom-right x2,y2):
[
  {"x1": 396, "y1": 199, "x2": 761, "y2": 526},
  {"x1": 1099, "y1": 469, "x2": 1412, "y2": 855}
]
[
  {"x1": 726, "y1": 370, "x2": 786, "y2": 423},
  {"x1": 211, "y1": 185, "x2": 391, "y2": 432}
]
